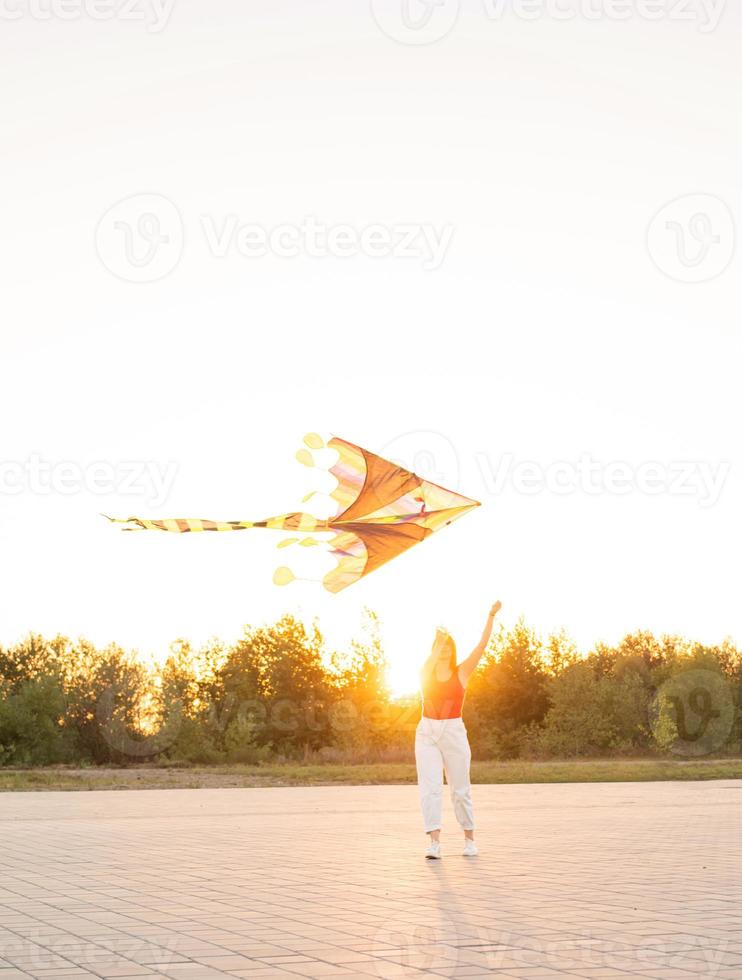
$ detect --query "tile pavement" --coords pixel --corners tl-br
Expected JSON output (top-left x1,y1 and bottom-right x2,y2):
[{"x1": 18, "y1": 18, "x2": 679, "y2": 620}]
[{"x1": 0, "y1": 781, "x2": 740, "y2": 980}]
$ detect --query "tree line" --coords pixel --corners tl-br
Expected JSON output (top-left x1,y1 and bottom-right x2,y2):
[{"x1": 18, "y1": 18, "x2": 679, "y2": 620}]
[{"x1": 0, "y1": 613, "x2": 739, "y2": 766}]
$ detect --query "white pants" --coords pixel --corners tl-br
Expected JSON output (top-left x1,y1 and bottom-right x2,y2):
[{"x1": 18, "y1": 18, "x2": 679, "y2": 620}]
[{"x1": 415, "y1": 716, "x2": 474, "y2": 834}]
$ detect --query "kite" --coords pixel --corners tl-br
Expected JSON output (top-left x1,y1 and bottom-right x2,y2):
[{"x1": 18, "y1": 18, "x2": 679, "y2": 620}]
[{"x1": 105, "y1": 435, "x2": 480, "y2": 593}]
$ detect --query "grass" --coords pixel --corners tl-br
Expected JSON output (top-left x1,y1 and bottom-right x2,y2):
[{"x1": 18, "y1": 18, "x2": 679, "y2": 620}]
[{"x1": 1, "y1": 757, "x2": 741, "y2": 791}]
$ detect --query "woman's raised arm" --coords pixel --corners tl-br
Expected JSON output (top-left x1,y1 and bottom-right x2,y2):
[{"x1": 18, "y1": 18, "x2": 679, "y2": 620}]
[{"x1": 458, "y1": 601, "x2": 502, "y2": 685}]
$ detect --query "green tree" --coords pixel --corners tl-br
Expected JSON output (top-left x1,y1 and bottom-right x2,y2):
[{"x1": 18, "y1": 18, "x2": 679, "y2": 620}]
[
  {"x1": 330, "y1": 609, "x2": 396, "y2": 753},
  {"x1": 0, "y1": 675, "x2": 75, "y2": 766},
  {"x1": 221, "y1": 616, "x2": 334, "y2": 758},
  {"x1": 62, "y1": 641, "x2": 152, "y2": 764},
  {"x1": 466, "y1": 620, "x2": 550, "y2": 758}
]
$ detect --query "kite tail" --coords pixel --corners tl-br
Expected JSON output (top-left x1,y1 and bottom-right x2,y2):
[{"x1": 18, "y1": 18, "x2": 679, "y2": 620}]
[
  {"x1": 102, "y1": 512, "x2": 328, "y2": 534},
  {"x1": 102, "y1": 515, "x2": 255, "y2": 533}
]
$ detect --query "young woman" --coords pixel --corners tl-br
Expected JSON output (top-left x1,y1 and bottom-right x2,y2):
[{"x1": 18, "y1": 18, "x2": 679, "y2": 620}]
[{"x1": 415, "y1": 601, "x2": 502, "y2": 859}]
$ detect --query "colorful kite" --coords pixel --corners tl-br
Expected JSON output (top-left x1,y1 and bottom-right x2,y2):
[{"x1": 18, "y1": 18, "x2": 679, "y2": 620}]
[{"x1": 105, "y1": 435, "x2": 480, "y2": 593}]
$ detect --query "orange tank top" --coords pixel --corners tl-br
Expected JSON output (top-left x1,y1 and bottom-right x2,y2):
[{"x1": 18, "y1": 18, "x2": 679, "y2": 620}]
[{"x1": 422, "y1": 668, "x2": 466, "y2": 720}]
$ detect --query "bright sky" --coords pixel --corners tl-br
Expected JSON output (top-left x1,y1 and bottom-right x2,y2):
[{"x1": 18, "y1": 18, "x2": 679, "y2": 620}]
[{"x1": 2, "y1": 1, "x2": 741, "y2": 695}]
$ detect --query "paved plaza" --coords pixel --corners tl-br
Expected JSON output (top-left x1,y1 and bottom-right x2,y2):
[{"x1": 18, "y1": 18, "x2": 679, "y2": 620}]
[{"x1": 0, "y1": 781, "x2": 740, "y2": 980}]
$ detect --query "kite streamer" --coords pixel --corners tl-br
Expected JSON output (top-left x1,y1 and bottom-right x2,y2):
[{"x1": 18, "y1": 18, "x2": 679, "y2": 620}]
[{"x1": 105, "y1": 435, "x2": 480, "y2": 593}]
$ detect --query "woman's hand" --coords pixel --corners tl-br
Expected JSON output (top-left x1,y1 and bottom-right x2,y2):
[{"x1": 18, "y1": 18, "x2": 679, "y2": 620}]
[{"x1": 489, "y1": 601, "x2": 502, "y2": 618}]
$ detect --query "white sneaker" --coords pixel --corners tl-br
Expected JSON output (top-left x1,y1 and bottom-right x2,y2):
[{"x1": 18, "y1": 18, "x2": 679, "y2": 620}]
[
  {"x1": 425, "y1": 840, "x2": 441, "y2": 860},
  {"x1": 463, "y1": 839, "x2": 478, "y2": 857}
]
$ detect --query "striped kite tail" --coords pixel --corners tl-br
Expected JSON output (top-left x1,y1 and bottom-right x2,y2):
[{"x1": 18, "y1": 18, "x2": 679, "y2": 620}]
[
  {"x1": 102, "y1": 512, "x2": 328, "y2": 533},
  {"x1": 102, "y1": 515, "x2": 255, "y2": 533}
]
